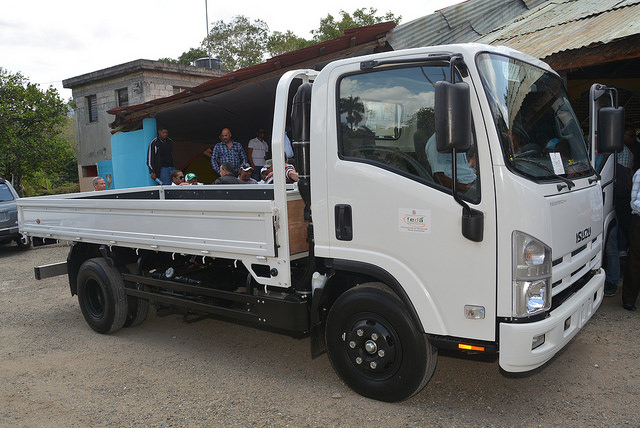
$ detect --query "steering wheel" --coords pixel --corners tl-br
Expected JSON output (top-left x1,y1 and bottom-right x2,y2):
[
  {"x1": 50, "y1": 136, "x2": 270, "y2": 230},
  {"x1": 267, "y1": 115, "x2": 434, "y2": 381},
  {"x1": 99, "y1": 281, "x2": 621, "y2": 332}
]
[
  {"x1": 516, "y1": 149, "x2": 540, "y2": 159},
  {"x1": 350, "y1": 146, "x2": 432, "y2": 180}
]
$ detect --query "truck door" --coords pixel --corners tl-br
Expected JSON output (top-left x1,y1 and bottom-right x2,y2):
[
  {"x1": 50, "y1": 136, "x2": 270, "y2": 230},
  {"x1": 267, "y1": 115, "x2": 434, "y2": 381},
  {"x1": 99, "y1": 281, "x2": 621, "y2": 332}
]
[{"x1": 318, "y1": 60, "x2": 497, "y2": 341}]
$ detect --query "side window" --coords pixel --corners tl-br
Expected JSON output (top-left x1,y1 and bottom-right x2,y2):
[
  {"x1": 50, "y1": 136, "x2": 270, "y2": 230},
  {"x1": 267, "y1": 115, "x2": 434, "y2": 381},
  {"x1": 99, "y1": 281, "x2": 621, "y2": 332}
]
[
  {"x1": 87, "y1": 95, "x2": 98, "y2": 123},
  {"x1": 0, "y1": 184, "x2": 15, "y2": 202},
  {"x1": 116, "y1": 88, "x2": 129, "y2": 107},
  {"x1": 338, "y1": 65, "x2": 479, "y2": 201}
]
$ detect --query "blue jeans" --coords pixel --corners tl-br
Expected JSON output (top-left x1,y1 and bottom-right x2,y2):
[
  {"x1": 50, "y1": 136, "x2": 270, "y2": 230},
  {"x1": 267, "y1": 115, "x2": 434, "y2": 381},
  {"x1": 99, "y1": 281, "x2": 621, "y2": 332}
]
[
  {"x1": 605, "y1": 221, "x2": 620, "y2": 284},
  {"x1": 159, "y1": 167, "x2": 172, "y2": 185}
]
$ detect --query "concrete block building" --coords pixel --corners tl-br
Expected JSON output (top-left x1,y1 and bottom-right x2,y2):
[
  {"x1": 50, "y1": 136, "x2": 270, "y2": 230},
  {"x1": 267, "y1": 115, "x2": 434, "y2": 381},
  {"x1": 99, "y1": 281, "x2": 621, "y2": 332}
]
[{"x1": 63, "y1": 60, "x2": 225, "y2": 191}]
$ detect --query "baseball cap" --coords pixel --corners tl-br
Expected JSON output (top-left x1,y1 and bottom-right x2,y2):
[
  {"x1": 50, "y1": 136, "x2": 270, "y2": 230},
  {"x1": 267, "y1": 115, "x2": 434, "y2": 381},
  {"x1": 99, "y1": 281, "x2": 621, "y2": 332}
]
[
  {"x1": 240, "y1": 163, "x2": 252, "y2": 171},
  {"x1": 185, "y1": 173, "x2": 197, "y2": 181}
]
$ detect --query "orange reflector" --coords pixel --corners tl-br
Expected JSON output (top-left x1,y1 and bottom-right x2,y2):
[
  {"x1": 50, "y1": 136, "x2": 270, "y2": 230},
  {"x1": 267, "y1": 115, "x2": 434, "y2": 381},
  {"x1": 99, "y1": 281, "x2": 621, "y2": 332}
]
[{"x1": 458, "y1": 344, "x2": 485, "y2": 352}]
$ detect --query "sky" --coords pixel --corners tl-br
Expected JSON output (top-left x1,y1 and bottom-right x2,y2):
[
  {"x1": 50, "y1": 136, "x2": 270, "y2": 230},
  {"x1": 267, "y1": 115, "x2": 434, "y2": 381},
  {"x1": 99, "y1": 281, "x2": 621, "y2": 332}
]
[{"x1": 1, "y1": 0, "x2": 462, "y2": 100}]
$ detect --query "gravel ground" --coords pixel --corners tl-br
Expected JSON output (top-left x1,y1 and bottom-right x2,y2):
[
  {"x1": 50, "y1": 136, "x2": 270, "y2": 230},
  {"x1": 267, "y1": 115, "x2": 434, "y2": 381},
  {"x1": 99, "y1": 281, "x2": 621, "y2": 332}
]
[{"x1": 1, "y1": 242, "x2": 638, "y2": 427}]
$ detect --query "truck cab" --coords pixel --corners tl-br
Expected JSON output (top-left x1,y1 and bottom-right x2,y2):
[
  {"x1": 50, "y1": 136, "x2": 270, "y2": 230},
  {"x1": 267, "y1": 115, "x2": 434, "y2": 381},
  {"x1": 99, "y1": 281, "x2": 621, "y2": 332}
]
[{"x1": 292, "y1": 44, "x2": 616, "y2": 393}]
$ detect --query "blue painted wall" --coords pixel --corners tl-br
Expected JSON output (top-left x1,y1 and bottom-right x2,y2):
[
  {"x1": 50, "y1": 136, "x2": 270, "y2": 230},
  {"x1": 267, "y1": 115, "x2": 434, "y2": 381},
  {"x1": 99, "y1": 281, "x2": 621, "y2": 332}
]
[
  {"x1": 96, "y1": 160, "x2": 114, "y2": 189},
  {"x1": 110, "y1": 118, "x2": 157, "y2": 189}
]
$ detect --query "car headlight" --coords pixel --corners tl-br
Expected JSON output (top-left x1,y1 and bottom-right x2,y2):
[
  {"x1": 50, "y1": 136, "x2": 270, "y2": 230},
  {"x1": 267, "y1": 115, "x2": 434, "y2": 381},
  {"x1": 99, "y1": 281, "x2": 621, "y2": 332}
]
[{"x1": 512, "y1": 231, "x2": 551, "y2": 318}]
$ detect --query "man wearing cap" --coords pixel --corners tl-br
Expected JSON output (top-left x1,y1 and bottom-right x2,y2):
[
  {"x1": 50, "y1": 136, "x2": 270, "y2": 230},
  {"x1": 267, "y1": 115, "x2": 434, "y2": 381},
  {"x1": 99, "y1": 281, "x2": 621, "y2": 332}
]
[
  {"x1": 214, "y1": 162, "x2": 242, "y2": 184},
  {"x1": 185, "y1": 173, "x2": 203, "y2": 185},
  {"x1": 259, "y1": 159, "x2": 273, "y2": 184},
  {"x1": 238, "y1": 163, "x2": 258, "y2": 184}
]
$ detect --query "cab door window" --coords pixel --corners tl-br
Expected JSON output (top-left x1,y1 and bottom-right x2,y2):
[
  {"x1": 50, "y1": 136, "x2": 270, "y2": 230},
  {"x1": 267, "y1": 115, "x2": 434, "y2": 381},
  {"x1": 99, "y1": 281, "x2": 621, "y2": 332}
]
[{"x1": 338, "y1": 64, "x2": 479, "y2": 201}]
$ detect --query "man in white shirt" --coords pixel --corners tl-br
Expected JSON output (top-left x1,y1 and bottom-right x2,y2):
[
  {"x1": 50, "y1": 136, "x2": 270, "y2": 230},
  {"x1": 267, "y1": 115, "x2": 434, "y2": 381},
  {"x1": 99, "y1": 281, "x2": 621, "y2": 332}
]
[{"x1": 248, "y1": 128, "x2": 269, "y2": 181}]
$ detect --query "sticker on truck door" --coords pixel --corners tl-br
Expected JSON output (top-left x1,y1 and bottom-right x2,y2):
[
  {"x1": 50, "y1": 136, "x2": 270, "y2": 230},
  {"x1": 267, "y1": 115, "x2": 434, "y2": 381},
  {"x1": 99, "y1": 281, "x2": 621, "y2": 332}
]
[{"x1": 399, "y1": 209, "x2": 431, "y2": 233}]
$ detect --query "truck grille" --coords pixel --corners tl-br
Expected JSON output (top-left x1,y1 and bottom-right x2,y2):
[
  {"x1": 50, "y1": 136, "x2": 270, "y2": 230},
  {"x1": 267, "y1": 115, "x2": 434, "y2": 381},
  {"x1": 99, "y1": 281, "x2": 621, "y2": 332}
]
[{"x1": 549, "y1": 234, "x2": 601, "y2": 312}]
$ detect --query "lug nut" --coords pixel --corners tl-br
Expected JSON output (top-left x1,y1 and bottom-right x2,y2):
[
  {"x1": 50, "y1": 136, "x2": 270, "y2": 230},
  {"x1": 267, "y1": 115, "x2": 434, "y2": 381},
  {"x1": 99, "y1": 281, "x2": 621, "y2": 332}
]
[
  {"x1": 356, "y1": 329, "x2": 364, "y2": 337},
  {"x1": 370, "y1": 361, "x2": 377, "y2": 369},
  {"x1": 349, "y1": 341, "x2": 356, "y2": 349},
  {"x1": 371, "y1": 333, "x2": 378, "y2": 340},
  {"x1": 378, "y1": 350, "x2": 385, "y2": 357},
  {"x1": 356, "y1": 357, "x2": 363, "y2": 364}
]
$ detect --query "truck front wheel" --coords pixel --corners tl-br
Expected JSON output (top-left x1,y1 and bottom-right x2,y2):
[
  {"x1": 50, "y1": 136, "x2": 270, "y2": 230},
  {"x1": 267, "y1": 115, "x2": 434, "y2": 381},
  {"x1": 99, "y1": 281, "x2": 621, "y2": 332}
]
[
  {"x1": 77, "y1": 258, "x2": 128, "y2": 334},
  {"x1": 325, "y1": 283, "x2": 437, "y2": 402}
]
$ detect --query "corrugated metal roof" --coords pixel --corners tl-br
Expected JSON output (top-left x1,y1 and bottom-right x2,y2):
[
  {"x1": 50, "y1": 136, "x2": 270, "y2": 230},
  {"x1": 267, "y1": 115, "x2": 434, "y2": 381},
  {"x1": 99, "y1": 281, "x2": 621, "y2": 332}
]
[
  {"x1": 476, "y1": 0, "x2": 640, "y2": 58},
  {"x1": 388, "y1": 0, "x2": 547, "y2": 49}
]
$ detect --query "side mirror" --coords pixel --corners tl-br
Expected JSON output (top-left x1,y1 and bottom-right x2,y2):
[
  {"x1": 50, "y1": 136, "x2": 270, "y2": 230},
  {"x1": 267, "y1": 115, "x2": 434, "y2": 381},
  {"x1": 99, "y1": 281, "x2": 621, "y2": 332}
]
[
  {"x1": 598, "y1": 106, "x2": 624, "y2": 153},
  {"x1": 435, "y1": 81, "x2": 471, "y2": 153}
]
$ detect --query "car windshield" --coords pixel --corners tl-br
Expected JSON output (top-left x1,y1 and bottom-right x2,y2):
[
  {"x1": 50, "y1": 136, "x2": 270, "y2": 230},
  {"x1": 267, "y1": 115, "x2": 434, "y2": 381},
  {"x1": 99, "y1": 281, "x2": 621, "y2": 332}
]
[
  {"x1": 0, "y1": 184, "x2": 15, "y2": 202},
  {"x1": 476, "y1": 53, "x2": 592, "y2": 181}
]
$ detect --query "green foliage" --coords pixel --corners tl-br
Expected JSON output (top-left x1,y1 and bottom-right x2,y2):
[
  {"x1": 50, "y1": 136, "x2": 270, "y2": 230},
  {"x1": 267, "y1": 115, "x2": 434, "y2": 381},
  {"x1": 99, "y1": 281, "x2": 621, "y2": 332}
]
[
  {"x1": 178, "y1": 48, "x2": 209, "y2": 64},
  {"x1": 311, "y1": 7, "x2": 401, "y2": 43},
  {"x1": 172, "y1": 8, "x2": 400, "y2": 71},
  {"x1": 203, "y1": 15, "x2": 269, "y2": 71},
  {"x1": 267, "y1": 31, "x2": 313, "y2": 57},
  {"x1": 0, "y1": 68, "x2": 77, "y2": 196}
]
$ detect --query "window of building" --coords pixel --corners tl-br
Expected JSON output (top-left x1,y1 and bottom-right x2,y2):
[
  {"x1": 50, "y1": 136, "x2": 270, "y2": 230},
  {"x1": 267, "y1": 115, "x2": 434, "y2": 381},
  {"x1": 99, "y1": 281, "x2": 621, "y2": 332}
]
[
  {"x1": 87, "y1": 95, "x2": 98, "y2": 123},
  {"x1": 116, "y1": 88, "x2": 129, "y2": 107},
  {"x1": 82, "y1": 165, "x2": 98, "y2": 177}
]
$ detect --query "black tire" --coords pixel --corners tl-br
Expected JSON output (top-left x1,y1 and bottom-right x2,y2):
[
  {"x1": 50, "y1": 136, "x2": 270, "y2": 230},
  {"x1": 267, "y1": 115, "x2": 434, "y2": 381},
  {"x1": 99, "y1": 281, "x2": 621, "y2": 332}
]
[
  {"x1": 123, "y1": 285, "x2": 149, "y2": 328},
  {"x1": 15, "y1": 235, "x2": 30, "y2": 249},
  {"x1": 325, "y1": 283, "x2": 437, "y2": 402},
  {"x1": 76, "y1": 258, "x2": 128, "y2": 334}
]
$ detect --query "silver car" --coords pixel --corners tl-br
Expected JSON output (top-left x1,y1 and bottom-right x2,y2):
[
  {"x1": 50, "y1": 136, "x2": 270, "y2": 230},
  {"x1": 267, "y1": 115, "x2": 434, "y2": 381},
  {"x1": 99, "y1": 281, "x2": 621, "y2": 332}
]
[{"x1": 0, "y1": 178, "x2": 29, "y2": 248}]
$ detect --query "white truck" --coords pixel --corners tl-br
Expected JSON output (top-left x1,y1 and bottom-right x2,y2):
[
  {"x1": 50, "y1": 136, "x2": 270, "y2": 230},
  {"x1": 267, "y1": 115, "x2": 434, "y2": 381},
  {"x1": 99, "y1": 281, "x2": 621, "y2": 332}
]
[{"x1": 18, "y1": 43, "x2": 624, "y2": 402}]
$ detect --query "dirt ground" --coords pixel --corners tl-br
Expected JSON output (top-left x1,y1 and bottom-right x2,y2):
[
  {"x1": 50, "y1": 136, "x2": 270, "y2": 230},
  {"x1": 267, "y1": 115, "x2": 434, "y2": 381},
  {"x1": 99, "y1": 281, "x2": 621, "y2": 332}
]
[{"x1": 0, "y1": 242, "x2": 638, "y2": 427}]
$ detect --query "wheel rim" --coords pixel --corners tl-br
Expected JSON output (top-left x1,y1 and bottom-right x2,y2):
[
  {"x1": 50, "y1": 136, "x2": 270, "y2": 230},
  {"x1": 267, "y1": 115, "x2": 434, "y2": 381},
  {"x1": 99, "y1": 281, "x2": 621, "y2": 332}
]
[
  {"x1": 83, "y1": 278, "x2": 105, "y2": 320},
  {"x1": 343, "y1": 314, "x2": 400, "y2": 380}
]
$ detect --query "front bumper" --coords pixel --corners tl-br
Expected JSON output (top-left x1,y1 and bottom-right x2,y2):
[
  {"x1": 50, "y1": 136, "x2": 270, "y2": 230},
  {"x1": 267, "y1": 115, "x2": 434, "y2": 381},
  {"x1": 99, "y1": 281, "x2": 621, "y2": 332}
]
[{"x1": 499, "y1": 269, "x2": 604, "y2": 372}]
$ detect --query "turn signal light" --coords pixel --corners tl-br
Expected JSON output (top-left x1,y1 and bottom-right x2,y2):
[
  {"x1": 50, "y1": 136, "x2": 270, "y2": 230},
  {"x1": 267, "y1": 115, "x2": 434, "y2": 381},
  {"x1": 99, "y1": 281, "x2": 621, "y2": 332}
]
[{"x1": 458, "y1": 344, "x2": 485, "y2": 352}]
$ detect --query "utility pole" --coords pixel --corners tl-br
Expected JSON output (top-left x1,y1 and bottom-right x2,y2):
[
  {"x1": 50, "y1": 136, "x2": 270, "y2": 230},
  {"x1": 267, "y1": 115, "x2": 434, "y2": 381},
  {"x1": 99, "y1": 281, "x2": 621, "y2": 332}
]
[{"x1": 205, "y1": 0, "x2": 212, "y2": 68}]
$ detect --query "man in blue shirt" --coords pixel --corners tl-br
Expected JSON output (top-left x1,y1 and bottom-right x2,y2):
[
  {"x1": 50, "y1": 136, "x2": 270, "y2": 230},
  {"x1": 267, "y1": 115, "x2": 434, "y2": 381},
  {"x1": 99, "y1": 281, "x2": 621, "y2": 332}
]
[
  {"x1": 425, "y1": 133, "x2": 476, "y2": 193},
  {"x1": 211, "y1": 128, "x2": 248, "y2": 175}
]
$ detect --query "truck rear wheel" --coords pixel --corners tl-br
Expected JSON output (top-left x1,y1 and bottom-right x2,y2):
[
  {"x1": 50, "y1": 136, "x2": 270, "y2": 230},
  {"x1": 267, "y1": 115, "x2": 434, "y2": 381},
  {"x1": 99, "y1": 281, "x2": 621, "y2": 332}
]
[
  {"x1": 325, "y1": 283, "x2": 437, "y2": 402},
  {"x1": 123, "y1": 286, "x2": 149, "y2": 328},
  {"x1": 77, "y1": 258, "x2": 128, "y2": 334}
]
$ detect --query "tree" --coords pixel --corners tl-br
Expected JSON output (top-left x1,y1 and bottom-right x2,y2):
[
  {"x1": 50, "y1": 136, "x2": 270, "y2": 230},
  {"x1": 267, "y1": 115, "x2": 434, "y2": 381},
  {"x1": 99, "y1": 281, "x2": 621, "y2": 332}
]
[
  {"x1": 170, "y1": 8, "x2": 401, "y2": 71},
  {"x1": 159, "y1": 48, "x2": 210, "y2": 65},
  {"x1": 267, "y1": 31, "x2": 313, "y2": 57},
  {"x1": 311, "y1": 7, "x2": 401, "y2": 43},
  {"x1": 0, "y1": 68, "x2": 75, "y2": 194},
  {"x1": 339, "y1": 96, "x2": 365, "y2": 130},
  {"x1": 203, "y1": 15, "x2": 269, "y2": 71}
]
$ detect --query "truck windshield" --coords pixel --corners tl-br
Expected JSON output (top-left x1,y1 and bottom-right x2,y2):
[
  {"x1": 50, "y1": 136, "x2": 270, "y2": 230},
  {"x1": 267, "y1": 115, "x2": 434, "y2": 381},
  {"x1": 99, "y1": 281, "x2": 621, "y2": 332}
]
[{"x1": 476, "y1": 53, "x2": 592, "y2": 181}]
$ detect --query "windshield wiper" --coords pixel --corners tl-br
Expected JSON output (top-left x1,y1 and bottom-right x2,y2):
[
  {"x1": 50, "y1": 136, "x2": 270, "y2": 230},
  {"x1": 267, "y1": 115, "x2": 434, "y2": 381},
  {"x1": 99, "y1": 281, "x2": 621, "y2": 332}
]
[{"x1": 512, "y1": 157, "x2": 575, "y2": 191}]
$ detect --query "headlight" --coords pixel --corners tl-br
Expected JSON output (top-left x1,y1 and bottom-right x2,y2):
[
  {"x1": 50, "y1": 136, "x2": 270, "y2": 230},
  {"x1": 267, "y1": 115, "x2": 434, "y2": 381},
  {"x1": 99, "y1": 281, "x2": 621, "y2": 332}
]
[{"x1": 512, "y1": 231, "x2": 551, "y2": 318}]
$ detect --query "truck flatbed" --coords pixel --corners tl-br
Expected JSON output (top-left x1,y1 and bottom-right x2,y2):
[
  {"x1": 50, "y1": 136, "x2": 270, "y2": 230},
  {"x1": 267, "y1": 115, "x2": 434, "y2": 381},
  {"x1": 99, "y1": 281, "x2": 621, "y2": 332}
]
[{"x1": 19, "y1": 184, "x2": 306, "y2": 263}]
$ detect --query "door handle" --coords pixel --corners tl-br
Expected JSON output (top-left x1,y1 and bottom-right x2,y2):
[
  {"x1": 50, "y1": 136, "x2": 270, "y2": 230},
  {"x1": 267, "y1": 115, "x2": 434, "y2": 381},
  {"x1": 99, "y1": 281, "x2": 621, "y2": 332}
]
[{"x1": 335, "y1": 204, "x2": 353, "y2": 241}]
